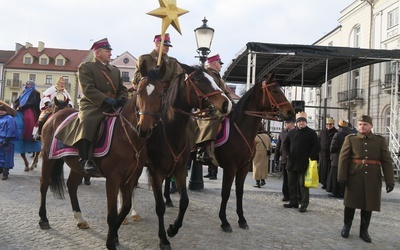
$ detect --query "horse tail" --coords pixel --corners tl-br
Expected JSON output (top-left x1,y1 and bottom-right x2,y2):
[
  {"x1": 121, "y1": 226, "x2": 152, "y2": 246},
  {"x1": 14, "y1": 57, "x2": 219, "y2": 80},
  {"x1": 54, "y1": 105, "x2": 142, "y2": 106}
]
[{"x1": 49, "y1": 159, "x2": 66, "y2": 199}]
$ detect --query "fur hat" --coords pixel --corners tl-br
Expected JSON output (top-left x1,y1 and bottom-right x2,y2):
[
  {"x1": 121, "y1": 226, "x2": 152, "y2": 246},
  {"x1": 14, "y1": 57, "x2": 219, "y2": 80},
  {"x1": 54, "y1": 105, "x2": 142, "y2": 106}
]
[
  {"x1": 296, "y1": 112, "x2": 307, "y2": 122},
  {"x1": 326, "y1": 117, "x2": 335, "y2": 124},
  {"x1": 358, "y1": 115, "x2": 373, "y2": 124},
  {"x1": 338, "y1": 119, "x2": 348, "y2": 127}
]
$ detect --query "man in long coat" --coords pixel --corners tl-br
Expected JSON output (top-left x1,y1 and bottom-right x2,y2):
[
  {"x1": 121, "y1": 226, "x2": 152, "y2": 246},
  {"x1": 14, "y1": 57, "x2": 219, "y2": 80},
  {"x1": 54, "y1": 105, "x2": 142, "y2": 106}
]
[
  {"x1": 55, "y1": 38, "x2": 128, "y2": 173},
  {"x1": 338, "y1": 115, "x2": 395, "y2": 243},
  {"x1": 318, "y1": 117, "x2": 337, "y2": 189}
]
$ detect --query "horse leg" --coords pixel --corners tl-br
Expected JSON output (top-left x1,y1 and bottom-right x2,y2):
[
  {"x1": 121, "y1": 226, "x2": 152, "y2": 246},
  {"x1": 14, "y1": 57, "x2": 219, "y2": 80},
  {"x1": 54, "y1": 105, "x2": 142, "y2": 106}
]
[
  {"x1": 167, "y1": 169, "x2": 189, "y2": 238},
  {"x1": 38, "y1": 157, "x2": 53, "y2": 229},
  {"x1": 150, "y1": 173, "x2": 171, "y2": 249},
  {"x1": 67, "y1": 171, "x2": 89, "y2": 229},
  {"x1": 164, "y1": 176, "x2": 174, "y2": 207},
  {"x1": 119, "y1": 187, "x2": 141, "y2": 225},
  {"x1": 219, "y1": 170, "x2": 235, "y2": 233},
  {"x1": 105, "y1": 179, "x2": 124, "y2": 250},
  {"x1": 29, "y1": 152, "x2": 40, "y2": 170},
  {"x1": 235, "y1": 166, "x2": 250, "y2": 230},
  {"x1": 21, "y1": 153, "x2": 29, "y2": 171}
]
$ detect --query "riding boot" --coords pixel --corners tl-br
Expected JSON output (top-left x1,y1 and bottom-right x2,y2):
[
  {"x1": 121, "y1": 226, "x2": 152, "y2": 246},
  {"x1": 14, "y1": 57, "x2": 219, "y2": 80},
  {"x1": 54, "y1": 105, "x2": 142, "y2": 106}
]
[
  {"x1": 77, "y1": 139, "x2": 97, "y2": 173},
  {"x1": 359, "y1": 210, "x2": 372, "y2": 243},
  {"x1": 341, "y1": 206, "x2": 355, "y2": 238}
]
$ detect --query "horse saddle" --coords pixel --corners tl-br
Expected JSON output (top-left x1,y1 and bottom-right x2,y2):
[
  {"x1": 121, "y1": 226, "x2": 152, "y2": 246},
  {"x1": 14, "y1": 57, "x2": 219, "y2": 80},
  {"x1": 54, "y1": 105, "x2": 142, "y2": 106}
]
[
  {"x1": 215, "y1": 117, "x2": 230, "y2": 147},
  {"x1": 49, "y1": 112, "x2": 118, "y2": 159}
]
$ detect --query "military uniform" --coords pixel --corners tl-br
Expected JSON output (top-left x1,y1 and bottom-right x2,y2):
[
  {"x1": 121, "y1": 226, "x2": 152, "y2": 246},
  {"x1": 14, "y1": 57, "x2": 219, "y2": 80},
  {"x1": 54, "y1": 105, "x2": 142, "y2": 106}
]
[
  {"x1": 337, "y1": 115, "x2": 395, "y2": 242},
  {"x1": 133, "y1": 49, "x2": 181, "y2": 86},
  {"x1": 55, "y1": 60, "x2": 128, "y2": 146}
]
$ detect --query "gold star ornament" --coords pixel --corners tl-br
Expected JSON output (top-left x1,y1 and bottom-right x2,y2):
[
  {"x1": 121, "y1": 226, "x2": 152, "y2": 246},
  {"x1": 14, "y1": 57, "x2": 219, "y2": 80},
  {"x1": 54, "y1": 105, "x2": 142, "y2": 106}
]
[{"x1": 147, "y1": 0, "x2": 189, "y2": 35}]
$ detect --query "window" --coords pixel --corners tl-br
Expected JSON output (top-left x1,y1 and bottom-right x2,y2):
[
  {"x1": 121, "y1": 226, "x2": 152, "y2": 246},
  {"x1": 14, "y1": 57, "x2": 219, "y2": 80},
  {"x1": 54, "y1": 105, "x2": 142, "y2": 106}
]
[
  {"x1": 56, "y1": 58, "x2": 64, "y2": 66},
  {"x1": 45, "y1": 75, "x2": 53, "y2": 85},
  {"x1": 12, "y1": 73, "x2": 20, "y2": 87},
  {"x1": 40, "y1": 58, "x2": 48, "y2": 65},
  {"x1": 351, "y1": 69, "x2": 360, "y2": 89},
  {"x1": 123, "y1": 58, "x2": 129, "y2": 64},
  {"x1": 353, "y1": 26, "x2": 360, "y2": 47},
  {"x1": 122, "y1": 71, "x2": 130, "y2": 82},
  {"x1": 29, "y1": 74, "x2": 36, "y2": 82},
  {"x1": 388, "y1": 8, "x2": 399, "y2": 29},
  {"x1": 327, "y1": 80, "x2": 332, "y2": 97},
  {"x1": 24, "y1": 57, "x2": 32, "y2": 64}
]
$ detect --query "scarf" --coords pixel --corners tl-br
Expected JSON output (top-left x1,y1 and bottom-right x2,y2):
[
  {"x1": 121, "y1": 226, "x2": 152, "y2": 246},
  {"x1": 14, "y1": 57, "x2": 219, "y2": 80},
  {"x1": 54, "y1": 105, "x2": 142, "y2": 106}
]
[{"x1": 18, "y1": 84, "x2": 36, "y2": 107}]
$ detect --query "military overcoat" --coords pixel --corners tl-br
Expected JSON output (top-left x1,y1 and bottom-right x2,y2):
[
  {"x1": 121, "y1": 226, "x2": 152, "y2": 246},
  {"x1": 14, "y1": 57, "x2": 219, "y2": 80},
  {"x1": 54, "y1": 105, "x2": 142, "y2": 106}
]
[
  {"x1": 55, "y1": 60, "x2": 128, "y2": 146},
  {"x1": 338, "y1": 132, "x2": 395, "y2": 211}
]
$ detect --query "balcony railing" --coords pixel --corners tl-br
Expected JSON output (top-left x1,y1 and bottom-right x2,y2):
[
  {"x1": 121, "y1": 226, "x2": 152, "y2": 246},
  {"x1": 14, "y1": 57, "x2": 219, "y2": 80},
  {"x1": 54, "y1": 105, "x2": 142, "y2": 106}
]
[
  {"x1": 6, "y1": 79, "x2": 21, "y2": 88},
  {"x1": 337, "y1": 88, "x2": 364, "y2": 102}
]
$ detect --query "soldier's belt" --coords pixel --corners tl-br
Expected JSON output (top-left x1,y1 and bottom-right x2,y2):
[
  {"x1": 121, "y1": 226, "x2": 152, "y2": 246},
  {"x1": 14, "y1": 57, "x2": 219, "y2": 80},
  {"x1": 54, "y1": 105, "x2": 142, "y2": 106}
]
[{"x1": 351, "y1": 159, "x2": 381, "y2": 165}]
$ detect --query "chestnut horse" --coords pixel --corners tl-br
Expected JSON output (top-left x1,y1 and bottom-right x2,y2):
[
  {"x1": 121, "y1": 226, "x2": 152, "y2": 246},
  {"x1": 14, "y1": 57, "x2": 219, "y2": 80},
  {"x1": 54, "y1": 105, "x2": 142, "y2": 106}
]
[
  {"x1": 38, "y1": 61, "x2": 166, "y2": 250},
  {"x1": 215, "y1": 74, "x2": 294, "y2": 232},
  {"x1": 141, "y1": 64, "x2": 231, "y2": 249}
]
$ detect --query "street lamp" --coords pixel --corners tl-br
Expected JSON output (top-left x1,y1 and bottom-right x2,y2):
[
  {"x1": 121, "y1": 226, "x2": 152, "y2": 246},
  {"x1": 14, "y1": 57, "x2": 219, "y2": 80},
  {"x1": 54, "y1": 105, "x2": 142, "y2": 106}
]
[
  {"x1": 189, "y1": 18, "x2": 215, "y2": 191},
  {"x1": 194, "y1": 17, "x2": 214, "y2": 66}
]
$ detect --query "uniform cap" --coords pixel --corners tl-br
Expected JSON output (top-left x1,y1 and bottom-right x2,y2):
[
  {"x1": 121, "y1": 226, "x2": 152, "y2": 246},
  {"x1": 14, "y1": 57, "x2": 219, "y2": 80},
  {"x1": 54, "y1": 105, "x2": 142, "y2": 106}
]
[
  {"x1": 295, "y1": 111, "x2": 307, "y2": 122},
  {"x1": 207, "y1": 54, "x2": 223, "y2": 65},
  {"x1": 90, "y1": 38, "x2": 112, "y2": 51},
  {"x1": 338, "y1": 119, "x2": 348, "y2": 127},
  {"x1": 154, "y1": 33, "x2": 173, "y2": 47},
  {"x1": 326, "y1": 117, "x2": 335, "y2": 124},
  {"x1": 358, "y1": 115, "x2": 373, "y2": 124}
]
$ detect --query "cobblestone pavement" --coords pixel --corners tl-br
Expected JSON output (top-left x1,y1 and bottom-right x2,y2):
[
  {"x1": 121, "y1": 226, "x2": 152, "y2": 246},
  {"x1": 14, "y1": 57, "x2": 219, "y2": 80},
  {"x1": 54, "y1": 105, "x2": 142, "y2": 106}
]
[{"x1": 0, "y1": 154, "x2": 399, "y2": 250}]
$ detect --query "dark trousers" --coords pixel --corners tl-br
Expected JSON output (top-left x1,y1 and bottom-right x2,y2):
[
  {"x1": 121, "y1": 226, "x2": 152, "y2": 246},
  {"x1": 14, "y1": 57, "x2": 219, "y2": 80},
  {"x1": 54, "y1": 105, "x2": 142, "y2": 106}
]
[
  {"x1": 281, "y1": 164, "x2": 289, "y2": 199},
  {"x1": 287, "y1": 170, "x2": 309, "y2": 208}
]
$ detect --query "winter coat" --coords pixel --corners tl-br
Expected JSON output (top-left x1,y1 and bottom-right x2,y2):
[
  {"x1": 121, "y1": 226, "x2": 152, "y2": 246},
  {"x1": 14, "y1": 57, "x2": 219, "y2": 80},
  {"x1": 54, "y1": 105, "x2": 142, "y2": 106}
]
[
  {"x1": 55, "y1": 60, "x2": 128, "y2": 146},
  {"x1": 319, "y1": 127, "x2": 337, "y2": 160},
  {"x1": 252, "y1": 133, "x2": 272, "y2": 180},
  {"x1": 330, "y1": 127, "x2": 351, "y2": 167},
  {"x1": 274, "y1": 129, "x2": 290, "y2": 164},
  {"x1": 338, "y1": 132, "x2": 395, "y2": 211},
  {"x1": 283, "y1": 126, "x2": 320, "y2": 173}
]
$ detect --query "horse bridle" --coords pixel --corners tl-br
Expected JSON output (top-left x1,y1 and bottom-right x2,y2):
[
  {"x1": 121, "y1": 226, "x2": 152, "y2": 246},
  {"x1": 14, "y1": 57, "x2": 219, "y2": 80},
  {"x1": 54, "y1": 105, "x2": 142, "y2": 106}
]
[
  {"x1": 135, "y1": 76, "x2": 163, "y2": 121},
  {"x1": 244, "y1": 81, "x2": 291, "y2": 120}
]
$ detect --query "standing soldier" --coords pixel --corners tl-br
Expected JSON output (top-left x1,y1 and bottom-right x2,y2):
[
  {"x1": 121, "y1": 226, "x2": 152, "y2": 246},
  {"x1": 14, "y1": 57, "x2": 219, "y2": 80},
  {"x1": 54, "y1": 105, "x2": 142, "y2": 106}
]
[{"x1": 338, "y1": 115, "x2": 395, "y2": 243}]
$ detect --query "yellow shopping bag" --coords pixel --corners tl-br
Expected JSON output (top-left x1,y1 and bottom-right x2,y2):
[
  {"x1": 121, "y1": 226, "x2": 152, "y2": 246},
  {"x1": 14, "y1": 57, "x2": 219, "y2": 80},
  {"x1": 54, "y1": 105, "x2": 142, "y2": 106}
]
[{"x1": 304, "y1": 159, "x2": 319, "y2": 188}]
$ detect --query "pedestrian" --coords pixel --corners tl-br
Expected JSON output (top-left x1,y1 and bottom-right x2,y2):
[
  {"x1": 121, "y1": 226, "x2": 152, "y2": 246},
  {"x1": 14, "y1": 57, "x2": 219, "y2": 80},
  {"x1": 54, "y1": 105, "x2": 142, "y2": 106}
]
[
  {"x1": 252, "y1": 122, "x2": 272, "y2": 188},
  {"x1": 338, "y1": 115, "x2": 395, "y2": 243},
  {"x1": 318, "y1": 117, "x2": 338, "y2": 189},
  {"x1": 55, "y1": 38, "x2": 128, "y2": 173},
  {"x1": 326, "y1": 119, "x2": 351, "y2": 198},
  {"x1": 283, "y1": 111, "x2": 320, "y2": 212},
  {"x1": 274, "y1": 118, "x2": 296, "y2": 200},
  {"x1": 33, "y1": 76, "x2": 73, "y2": 140},
  {"x1": 0, "y1": 101, "x2": 19, "y2": 180}
]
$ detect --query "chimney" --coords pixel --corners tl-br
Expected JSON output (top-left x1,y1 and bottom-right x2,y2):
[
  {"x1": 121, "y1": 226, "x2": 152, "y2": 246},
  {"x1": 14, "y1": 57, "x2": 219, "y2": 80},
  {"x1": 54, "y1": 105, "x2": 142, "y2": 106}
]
[
  {"x1": 15, "y1": 43, "x2": 23, "y2": 53},
  {"x1": 25, "y1": 42, "x2": 32, "y2": 49},
  {"x1": 38, "y1": 41, "x2": 45, "y2": 52}
]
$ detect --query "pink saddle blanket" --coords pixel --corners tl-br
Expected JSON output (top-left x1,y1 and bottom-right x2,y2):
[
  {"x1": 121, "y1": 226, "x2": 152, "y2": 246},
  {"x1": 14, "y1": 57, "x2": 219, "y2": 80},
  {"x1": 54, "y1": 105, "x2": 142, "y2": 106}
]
[
  {"x1": 215, "y1": 117, "x2": 230, "y2": 148},
  {"x1": 49, "y1": 112, "x2": 117, "y2": 159}
]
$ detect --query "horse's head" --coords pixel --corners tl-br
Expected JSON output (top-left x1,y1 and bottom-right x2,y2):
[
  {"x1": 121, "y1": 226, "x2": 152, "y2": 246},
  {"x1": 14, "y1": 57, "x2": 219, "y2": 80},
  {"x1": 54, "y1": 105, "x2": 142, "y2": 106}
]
[
  {"x1": 256, "y1": 73, "x2": 295, "y2": 121},
  {"x1": 179, "y1": 63, "x2": 232, "y2": 116},
  {"x1": 135, "y1": 61, "x2": 165, "y2": 139},
  {"x1": 52, "y1": 92, "x2": 71, "y2": 113}
]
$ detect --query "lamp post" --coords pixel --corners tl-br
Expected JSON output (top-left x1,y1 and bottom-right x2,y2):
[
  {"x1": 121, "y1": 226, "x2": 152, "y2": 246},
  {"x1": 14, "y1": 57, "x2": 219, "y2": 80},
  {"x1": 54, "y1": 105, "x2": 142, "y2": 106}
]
[{"x1": 189, "y1": 17, "x2": 215, "y2": 191}]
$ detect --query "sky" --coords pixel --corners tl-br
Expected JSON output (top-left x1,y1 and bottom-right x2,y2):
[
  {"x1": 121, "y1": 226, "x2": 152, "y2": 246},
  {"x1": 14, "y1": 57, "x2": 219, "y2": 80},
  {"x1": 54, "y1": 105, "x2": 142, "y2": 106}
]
[{"x1": 0, "y1": 0, "x2": 354, "y2": 72}]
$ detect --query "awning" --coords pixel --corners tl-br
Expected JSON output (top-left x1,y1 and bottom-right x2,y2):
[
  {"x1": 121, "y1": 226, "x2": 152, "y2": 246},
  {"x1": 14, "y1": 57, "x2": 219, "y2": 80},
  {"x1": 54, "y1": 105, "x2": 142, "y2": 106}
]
[{"x1": 223, "y1": 42, "x2": 400, "y2": 87}]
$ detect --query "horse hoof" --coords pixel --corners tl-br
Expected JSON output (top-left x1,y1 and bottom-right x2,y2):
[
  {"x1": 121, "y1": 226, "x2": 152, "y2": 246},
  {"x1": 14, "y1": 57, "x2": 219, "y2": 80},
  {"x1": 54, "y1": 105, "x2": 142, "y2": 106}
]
[
  {"x1": 122, "y1": 218, "x2": 129, "y2": 225},
  {"x1": 29, "y1": 163, "x2": 37, "y2": 170},
  {"x1": 167, "y1": 224, "x2": 178, "y2": 237},
  {"x1": 165, "y1": 201, "x2": 174, "y2": 208},
  {"x1": 239, "y1": 222, "x2": 249, "y2": 229},
  {"x1": 132, "y1": 215, "x2": 142, "y2": 221},
  {"x1": 221, "y1": 224, "x2": 233, "y2": 233},
  {"x1": 77, "y1": 221, "x2": 90, "y2": 229},
  {"x1": 39, "y1": 221, "x2": 50, "y2": 230},
  {"x1": 160, "y1": 243, "x2": 171, "y2": 250},
  {"x1": 24, "y1": 167, "x2": 29, "y2": 172}
]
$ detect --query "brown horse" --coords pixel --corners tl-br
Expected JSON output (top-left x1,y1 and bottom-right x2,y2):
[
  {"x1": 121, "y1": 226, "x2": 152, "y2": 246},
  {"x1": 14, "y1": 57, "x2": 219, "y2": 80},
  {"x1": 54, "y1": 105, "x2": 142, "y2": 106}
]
[
  {"x1": 144, "y1": 64, "x2": 231, "y2": 249},
  {"x1": 38, "y1": 61, "x2": 166, "y2": 250},
  {"x1": 215, "y1": 74, "x2": 294, "y2": 232}
]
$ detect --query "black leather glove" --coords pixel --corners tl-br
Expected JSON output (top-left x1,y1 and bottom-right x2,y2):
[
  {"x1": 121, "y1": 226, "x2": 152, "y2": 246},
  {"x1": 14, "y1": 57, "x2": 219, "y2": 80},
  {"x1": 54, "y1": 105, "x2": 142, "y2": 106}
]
[
  {"x1": 386, "y1": 183, "x2": 395, "y2": 193},
  {"x1": 338, "y1": 180, "x2": 347, "y2": 187},
  {"x1": 103, "y1": 97, "x2": 118, "y2": 107},
  {"x1": 116, "y1": 97, "x2": 127, "y2": 107}
]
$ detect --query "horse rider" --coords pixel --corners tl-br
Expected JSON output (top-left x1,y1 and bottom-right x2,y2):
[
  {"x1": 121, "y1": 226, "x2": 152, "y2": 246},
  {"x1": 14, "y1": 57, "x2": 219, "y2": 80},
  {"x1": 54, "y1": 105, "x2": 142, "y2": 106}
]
[
  {"x1": 132, "y1": 33, "x2": 183, "y2": 90},
  {"x1": 55, "y1": 38, "x2": 128, "y2": 174},
  {"x1": 195, "y1": 54, "x2": 235, "y2": 168},
  {"x1": 33, "y1": 77, "x2": 73, "y2": 140}
]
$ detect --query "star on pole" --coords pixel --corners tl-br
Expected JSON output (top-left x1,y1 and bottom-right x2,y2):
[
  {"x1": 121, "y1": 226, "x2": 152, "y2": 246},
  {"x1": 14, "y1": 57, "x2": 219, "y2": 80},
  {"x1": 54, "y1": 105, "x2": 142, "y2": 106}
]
[{"x1": 147, "y1": 0, "x2": 189, "y2": 65}]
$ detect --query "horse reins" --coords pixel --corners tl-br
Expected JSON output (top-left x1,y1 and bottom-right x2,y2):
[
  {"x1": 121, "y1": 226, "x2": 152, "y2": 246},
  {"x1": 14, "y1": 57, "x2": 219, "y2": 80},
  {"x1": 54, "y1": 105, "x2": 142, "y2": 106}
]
[{"x1": 244, "y1": 81, "x2": 291, "y2": 120}]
